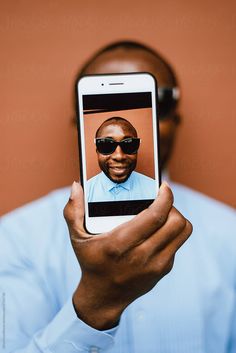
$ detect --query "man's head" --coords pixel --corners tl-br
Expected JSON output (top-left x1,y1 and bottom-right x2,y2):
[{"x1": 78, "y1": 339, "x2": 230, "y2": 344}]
[
  {"x1": 77, "y1": 40, "x2": 180, "y2": 170},
  {"x1": 95, "y1": 117, "x2": 139, "y2": 183}
]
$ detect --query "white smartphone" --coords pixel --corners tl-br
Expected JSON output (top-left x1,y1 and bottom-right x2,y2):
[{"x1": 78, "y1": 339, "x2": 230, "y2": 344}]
[{"x1": 76, "y1": 73, "x2": 160, "y2": 234}]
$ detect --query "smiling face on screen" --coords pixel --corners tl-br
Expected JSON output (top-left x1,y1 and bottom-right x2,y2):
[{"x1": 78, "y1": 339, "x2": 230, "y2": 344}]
[{"x1": 96, "y1": 118, "x2": 138, "y2": 183}]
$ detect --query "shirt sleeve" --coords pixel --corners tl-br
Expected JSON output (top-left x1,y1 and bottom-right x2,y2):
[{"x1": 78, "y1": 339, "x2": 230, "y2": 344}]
[
  {"x1": 0, "y1": 195, "x2": 117, "y2": 353},
  {"x1": 227, "y1": 289, "x2": 236, "y2": 353},
  {"x1": 11, "y1": 299, "x2": 116, "y2": 353}
]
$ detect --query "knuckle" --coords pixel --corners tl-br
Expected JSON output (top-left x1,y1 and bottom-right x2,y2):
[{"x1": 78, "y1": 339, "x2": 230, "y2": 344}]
[
  {"x1": 150, "y1": 208, "x2": 167, "y2": 226},
  {"x1": 164, "y1": 258, "x2": 175, "y2": 275},
  {"x1": 63, "y1": 204, "x2": 68, "y2": 219},
  {"x1": 129, "y1": 250, "x2": 148, "y2": 267},
  {"x1": 63, "y1": 199, "x2": 77, "y2": 221},
  {"x1": 105, "y1": 241, "x2": 123, "y2": 259},
  {"x1": 160, "y1": 255, "x2": 175, "y2": 275},
  {"x1": 63, "y1": 203, "x2": 72, "y2": 224},
  {"x1": 170, "y1": 209, "x2": 187, "y2": 232},
  {"x1": 185, "y1": 220, "x2": 193, "y2": 237},
  {"x1": 154, "y1": 254, "x2": 175, "y2": 276},
  {"x1": 177, "y1": 216, "x2": 187, "y2": 232},
  {"x1": 63, "y1": 203, "x2": 82, "y2": 235}
]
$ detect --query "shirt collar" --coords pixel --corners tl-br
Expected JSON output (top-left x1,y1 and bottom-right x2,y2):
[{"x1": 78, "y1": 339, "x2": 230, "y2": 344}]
[{"x1": 100, "y1": 172, "x2": 133, "y2": 192}]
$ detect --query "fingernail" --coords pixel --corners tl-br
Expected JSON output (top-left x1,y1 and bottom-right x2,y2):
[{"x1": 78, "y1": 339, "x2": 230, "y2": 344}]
[
  {"x1": 163, "y1": 180, "x2": 170, "y2": 188},
  {"x1": 158, "y1": 181, "x2": 170, "y2": 195},
  {"x1": 70, "y1": 181, "x2": 79, "y2": 200}
]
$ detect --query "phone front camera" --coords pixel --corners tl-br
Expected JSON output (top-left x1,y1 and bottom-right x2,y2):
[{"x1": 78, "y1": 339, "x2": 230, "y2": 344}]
[{"x1": 101, "y1": 83, "x2": 104, "y2": 86}]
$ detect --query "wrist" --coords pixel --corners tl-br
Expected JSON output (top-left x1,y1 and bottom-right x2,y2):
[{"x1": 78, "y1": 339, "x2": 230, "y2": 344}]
[{"x1": 73, "y1": 284, "x2": 123, "y2": 330}]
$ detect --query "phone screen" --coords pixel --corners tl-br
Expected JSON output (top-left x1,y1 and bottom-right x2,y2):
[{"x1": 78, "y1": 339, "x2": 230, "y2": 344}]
[{"x1": 82, "y1": 91, "x2": 159, "y2": 217}]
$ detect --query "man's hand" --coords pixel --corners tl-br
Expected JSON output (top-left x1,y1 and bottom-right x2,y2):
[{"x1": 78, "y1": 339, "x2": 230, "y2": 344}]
[{"x1": 64, "y1": 181, "x2": 192, "y2": 330}]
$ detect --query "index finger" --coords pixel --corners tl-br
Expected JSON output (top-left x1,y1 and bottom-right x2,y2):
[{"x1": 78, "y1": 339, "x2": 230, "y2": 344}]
[{"x1": 63, "y1": 181, "x2": 89, "y2": 239}]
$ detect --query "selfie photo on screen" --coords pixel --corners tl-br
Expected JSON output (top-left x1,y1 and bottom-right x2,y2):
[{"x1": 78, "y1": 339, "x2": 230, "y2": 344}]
[{"x1": 82, "y1": 92, "x2": 158, "y2": 216}]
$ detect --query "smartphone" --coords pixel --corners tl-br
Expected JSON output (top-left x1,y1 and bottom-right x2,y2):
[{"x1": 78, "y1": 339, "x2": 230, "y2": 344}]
[{"x1": 76, "y1": 73, "x2": 160, "y2": 234}]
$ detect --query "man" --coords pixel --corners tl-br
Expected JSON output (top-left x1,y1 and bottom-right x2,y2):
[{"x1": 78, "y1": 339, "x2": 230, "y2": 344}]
[
  {"x1": 0, "y1": 41, "x2": 235, "y2": 353},
  {"x1": 88, "y1": 116, "x2": 156, "y2": 202}
]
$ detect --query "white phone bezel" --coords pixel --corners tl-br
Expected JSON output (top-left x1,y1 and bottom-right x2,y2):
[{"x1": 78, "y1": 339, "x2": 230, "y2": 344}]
[{"x1": 77, "y1": 73, "x2": 159, "y2": 234}]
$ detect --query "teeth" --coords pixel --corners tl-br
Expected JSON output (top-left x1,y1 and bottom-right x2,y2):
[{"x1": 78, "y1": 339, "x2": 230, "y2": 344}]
[{"x1": 111, "y1": 166, "x2": 127, "y2": 169}]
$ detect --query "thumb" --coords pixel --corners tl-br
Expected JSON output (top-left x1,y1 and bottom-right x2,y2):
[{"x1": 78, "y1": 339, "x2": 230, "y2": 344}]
[
  {"x1": 63, "y1": 181, "x2": 86, "y2": 235},
  {"x1": 150, "y1": 181, "x2": 174, "y2": 212}
]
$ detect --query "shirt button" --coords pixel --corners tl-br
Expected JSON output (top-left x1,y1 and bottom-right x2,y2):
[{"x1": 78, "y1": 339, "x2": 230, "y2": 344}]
[
  {"x1": 114, "y1": 186, "x2": 121, "y2": 194},
  {"x1": 90, "y1": 347, "x2": 100, "y2": 353}
]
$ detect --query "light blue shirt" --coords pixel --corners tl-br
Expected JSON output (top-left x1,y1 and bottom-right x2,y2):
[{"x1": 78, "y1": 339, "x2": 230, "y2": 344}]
[
  {"x1": 87, "y1": 171, "x2": 156, "y2": 202},
  {"x1": 0, "y1": 181, "x2": 236, "y2": 352}
]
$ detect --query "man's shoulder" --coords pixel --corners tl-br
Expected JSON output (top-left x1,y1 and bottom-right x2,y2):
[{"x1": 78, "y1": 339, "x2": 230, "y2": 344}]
[
  {"x1": 172, "y1": 181, "x2": 236, "y2": 259},
  {"x1": 1, "y1": 186, "x2": 70, "y2": 221},
  {"x1": 172, "y1": 181, "x2": 235, "y2": 220},
  {"x1": 0, "y1": 187, "x2": 70, "y2": 249},
  {"x1": 171, "y1": 182, "x2": 236, "y2": 279}
]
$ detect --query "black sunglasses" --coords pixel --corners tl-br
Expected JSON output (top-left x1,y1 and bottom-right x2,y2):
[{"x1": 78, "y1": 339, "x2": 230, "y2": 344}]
[
  {"x1": 95, "y1": 137, "x2": 141, "y2": 155},
  {"x1": 158, "y1": 87, "x2": 180, "y2": 119}
]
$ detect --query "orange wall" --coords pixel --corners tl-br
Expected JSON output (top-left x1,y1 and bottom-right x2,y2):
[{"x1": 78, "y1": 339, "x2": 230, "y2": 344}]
[{"x1": 1, "y1": 0, "x2": 236, "y2": 215}]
